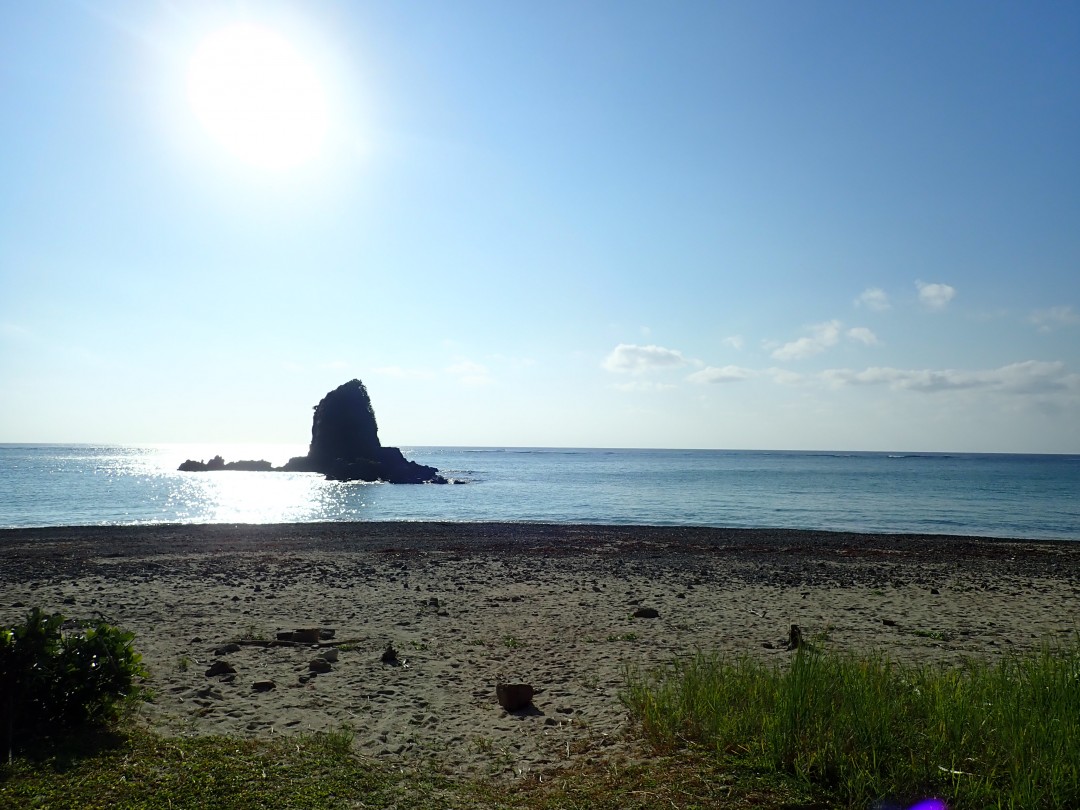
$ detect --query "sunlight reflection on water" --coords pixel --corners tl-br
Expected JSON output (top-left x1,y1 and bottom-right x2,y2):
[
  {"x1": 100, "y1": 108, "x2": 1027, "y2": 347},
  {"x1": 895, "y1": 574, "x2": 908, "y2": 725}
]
[{"x1": 166, "y1": 471, "x2": 355, "y2": 524}]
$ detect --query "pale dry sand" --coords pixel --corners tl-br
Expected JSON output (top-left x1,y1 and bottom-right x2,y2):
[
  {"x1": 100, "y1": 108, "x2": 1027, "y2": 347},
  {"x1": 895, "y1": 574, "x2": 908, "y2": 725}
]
[{"x1": 2, "y1": 523, "x2": 1078, "y2": 778}]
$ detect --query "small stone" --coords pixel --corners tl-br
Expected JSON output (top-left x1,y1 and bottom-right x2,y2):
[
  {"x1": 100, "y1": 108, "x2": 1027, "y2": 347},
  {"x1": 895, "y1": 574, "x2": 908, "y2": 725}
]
[
  {"x1": 205, "y1": 660, "x2": 236, "y2": 677},
  {"x1": 496, "y1": 683, "x2": 534, "y2": 712},
  {"x1": 632, "y1": 607, "x2": 660, "y2": 619},
  {"x1": 381, "y1": 645, "x2": 399, "y2": 664},
  {"x1": 930, "y1": 588, "x2": 940, "y2": 595},
  {"x1": 214, "y1": 642, "x2": 241, "y2": 655},
  {"x1": 882, "y1": 618, "x2": 898, "y2": 627},
  {"x1": 320, "y1": 648, "x2": 339, "y2": 663},
  {"x1": 291, "y1": 628, "x2": 321, "y2": 644},
  {"x1": 318, "y1": 628, "x2": 336, "y2": 640},
  {"x1": 252, "y1": 680, "x2": 276, "y2": 692},
  {"x1": 62, "y1": 596, "x2": 76, "y2": 605},
  {"x1": 762, "y1": 641, "x2": 775, "y2": 649},
  {"x1": 309, "y1": 658, "x2": 332, "y2": 673}
]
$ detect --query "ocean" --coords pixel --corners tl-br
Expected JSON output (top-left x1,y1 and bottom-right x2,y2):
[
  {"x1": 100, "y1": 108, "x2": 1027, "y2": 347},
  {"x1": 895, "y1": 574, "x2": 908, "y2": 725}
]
[{"x1": 0, "y1": 444, "x2": 1077, "y2": 540}]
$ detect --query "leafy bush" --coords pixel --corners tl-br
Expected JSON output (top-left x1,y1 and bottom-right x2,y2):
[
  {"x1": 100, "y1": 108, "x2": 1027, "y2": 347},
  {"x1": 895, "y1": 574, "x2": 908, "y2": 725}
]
[{"x1": 1, "y1": 608, "x2": 147, "y2": 756}]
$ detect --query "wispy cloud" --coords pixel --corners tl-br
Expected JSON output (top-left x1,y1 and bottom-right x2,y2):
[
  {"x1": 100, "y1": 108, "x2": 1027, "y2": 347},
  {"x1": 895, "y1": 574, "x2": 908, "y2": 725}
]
[
  {"x1": 916, "y1": 280, "x2": 956, "y2": 310},
  {"x1": 374, "y1": 365, "x2": 436, "y2": 380},
  {"x1": 846, "y1": 326, "x2": 879, "y2": 346},
  {"x1": 1030, "y1": 306, "x2": 1079, "y2": 332},
  {"x1": 613, "y1": 380, "x2": 676, "y2": 392},
  {"x1": 446, "y1": 359, "x2": 492, "y2": 386},
  {"x1": 854, "y1": 288, "x2": 890, "y2": 311},
  {"x1": 771, "y1": 321, "x2": 841, "y2": 361},
  {"x1": 687, "y1": 365, "x2": 755, "y2": 384},
  {"x1": 603, "y1": 343, "x2": 689, "y2": 374},
  {"x1": 821, "y1": 360, "x2": 1078, "y2": 395},
  {"x1": 0, "y1": 322, "x2": 32, "y2": 340},
  {"x1": 722, "y1": 335, "x2": 744, "y2": 350}
]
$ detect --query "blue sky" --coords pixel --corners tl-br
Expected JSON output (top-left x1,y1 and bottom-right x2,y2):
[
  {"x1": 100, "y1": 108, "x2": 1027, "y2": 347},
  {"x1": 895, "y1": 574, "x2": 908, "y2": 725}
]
[{"x1": 2, "y1": 1, "x2": 1078, "y2": 452}]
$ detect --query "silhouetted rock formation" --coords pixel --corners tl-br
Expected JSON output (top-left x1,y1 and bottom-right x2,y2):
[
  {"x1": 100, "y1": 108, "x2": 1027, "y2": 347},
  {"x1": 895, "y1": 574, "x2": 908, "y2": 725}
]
[
  {"x1": 283, "y1": 380, "x2": 446, "y2": 483},
  {"x1": 178, "y1": 456, "x2": 273, "y2": 472},
  {"x1": 178, "y1": 379, "x2": 446, "y2": 484}
]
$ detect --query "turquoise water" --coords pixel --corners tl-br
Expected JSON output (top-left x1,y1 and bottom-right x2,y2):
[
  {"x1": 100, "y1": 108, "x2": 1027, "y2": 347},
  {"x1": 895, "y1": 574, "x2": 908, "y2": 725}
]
[{"x1": 0, "y1": 444, "x2": 1077, "y2": 540}]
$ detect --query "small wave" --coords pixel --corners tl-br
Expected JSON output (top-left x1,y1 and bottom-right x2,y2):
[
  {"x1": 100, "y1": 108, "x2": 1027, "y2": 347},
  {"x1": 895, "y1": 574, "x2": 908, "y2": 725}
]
[{"x1": 886, "y1": 454, "x2": 956, "y2": 460}]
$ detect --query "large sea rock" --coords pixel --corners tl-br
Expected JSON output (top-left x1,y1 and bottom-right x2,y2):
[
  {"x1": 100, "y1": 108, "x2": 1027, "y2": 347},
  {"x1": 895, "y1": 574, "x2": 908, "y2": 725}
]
[
  {"x1": 179, "y1": 379, "x2": 447, "y2": 484},
  {"x1": 281, "y1": 380, "x2": 446, "y2": 484}
]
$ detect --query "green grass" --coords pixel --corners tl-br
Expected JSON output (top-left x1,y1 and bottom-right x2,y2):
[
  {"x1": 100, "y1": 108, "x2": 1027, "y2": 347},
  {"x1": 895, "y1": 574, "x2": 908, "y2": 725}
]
[
  {"x1": 623, "y1": 640, "x2": 1080, "y2": 809},
  {"x1": 0, "y1": 726, "x2": 462, "y2": 810},
  {"x1": 0, "y1": 726, "x2": 814, "y2": 810}
]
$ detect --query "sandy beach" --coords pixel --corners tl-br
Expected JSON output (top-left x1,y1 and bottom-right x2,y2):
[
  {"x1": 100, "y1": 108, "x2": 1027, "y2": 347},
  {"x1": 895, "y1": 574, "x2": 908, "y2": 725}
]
[{"x1": 1, "y1": 523, "x2": 1077, "y2": 778}]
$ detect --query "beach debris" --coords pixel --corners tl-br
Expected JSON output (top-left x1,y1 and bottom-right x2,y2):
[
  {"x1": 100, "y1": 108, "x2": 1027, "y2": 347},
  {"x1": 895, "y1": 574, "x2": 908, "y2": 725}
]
[
  {"x1": 278, "y1": 628, "x2": 321, "y2": 644},
  {"x1": 252, "y1": 680, "x2": 276, "y2": 692},
  {"x1": 786, "y1": 624, "x2": 804, "y2": 650},
  {"x1": 308, "y1": 658, "x2": 332, "y2": 673},
  {"x1": 205, "y1": 660, "x2": 236, "y2": 677},
  {"x1": 632, "y1": 607, "x2": 660, "y2": 619},
  {"x1": 496, "y1": 682, "x2": 535, "y2": 712},
  {"x1": 381, "y1": 644, "x2": 399, "y2": 664}
]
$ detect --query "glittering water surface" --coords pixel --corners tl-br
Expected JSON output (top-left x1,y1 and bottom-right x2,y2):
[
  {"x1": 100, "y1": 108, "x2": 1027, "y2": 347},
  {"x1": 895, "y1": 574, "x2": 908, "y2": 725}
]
[{"x1": 0, "y1": 445, "x2": 1077, "y2": 539}]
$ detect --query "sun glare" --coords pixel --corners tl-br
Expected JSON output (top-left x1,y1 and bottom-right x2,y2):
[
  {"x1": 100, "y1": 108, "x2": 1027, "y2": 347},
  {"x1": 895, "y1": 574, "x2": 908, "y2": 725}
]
[{"x1": 187, "y1": 23, "x2": 329, "y2": 170}]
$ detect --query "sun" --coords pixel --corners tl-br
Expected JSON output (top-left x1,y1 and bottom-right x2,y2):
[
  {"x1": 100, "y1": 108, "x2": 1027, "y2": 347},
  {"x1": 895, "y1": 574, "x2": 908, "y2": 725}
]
[{"x1": 187, "y1": 23, "x2": 329, "y2": 170}]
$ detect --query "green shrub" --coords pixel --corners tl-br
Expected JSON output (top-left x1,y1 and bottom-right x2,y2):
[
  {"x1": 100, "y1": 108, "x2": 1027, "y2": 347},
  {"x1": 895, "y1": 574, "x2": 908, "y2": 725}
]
[{"x1": 1, "y1": 608, "x2": 147, "y2": 756}]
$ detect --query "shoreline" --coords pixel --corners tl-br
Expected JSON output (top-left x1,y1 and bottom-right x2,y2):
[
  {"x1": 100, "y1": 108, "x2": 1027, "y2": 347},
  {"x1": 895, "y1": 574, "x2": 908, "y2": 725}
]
[{"x1": 2, "y1": 522, "x2": 1078, "y2": 777}]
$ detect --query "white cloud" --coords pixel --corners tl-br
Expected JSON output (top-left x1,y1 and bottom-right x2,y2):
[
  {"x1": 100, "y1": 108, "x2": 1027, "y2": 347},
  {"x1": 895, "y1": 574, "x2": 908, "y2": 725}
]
[
  {"x1": 855, "y1": 288, "x2": 890, "y2": 311},
  {"x1": 846, "y1": 326, "x2": 879, "y2": 346},
  {"x1": 771, "y1": 320, "x2": 841, "y2": 361},
  {"x1": 1030, "y1": 306, "x2": 1079, "y2": 332},
  {"x1": 821, "y1": 360, "x2": 1079, "y2": 395},
  {"x1": 603, "y1": 343, "x2": 689, "y2": 374},
  {"x1": 916, "y1": 280, "x2": 956, "y2": 310},
  {"x1": 768, "y1": 368, "x2": 806, "y2": 386},
  {"x1": 687, "y1": 365, "x2": 755, "y2": 384},
  {"x1": 722, "y1": 335, "x2": 744, "y2": 350}
]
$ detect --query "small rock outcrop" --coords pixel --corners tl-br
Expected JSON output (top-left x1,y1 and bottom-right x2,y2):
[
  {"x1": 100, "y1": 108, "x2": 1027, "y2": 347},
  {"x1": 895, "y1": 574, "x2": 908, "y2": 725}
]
[
  {"x1": 178, "y1": 456, "x2": 273, "y2": 472},
  {"x1": 177, "y1": 379, "x2": 446, "y2": 484}
]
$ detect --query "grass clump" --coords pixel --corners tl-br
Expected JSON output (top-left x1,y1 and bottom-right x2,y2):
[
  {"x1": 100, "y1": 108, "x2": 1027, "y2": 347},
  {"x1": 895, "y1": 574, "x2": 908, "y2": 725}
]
[{"x1": 624, "y1": 641, "x2": 1080, "y2": 808}]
